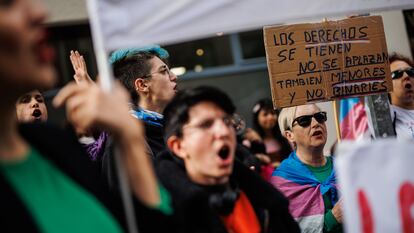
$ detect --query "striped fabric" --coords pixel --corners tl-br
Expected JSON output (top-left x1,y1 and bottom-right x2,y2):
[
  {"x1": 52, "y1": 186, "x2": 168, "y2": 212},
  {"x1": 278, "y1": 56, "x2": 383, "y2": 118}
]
[
  {"x1": 270, "y1": 152, "x2": 338, "y2": 233},
  {"x1": 339, "y1": 97, "x2": 368, "y2": 140}
]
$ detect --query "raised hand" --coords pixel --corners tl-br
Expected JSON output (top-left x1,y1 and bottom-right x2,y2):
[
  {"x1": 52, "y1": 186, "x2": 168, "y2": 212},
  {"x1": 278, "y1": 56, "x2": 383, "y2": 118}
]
[
  {"x1": 53, "y1": 81, "x2": 161, "y2": 206},
  {"x1": 70, "y1": 50, "x2": 94, "y2": 85}
]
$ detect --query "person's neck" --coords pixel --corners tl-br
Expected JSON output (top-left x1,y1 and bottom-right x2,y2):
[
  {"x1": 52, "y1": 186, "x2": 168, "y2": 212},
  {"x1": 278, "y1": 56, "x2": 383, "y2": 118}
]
[
  {"x1": 186, "y1": 166, "x2": 229, "y2": 185},
  {"x1": 392, "y1": 98, "x2": 414, "y2": 110},
  {"x1": 138, "y1": 99, "x2": 165, "y2": 114},
  {"x1": 296, "y1": 146, "x2": 325, "y2": 167},
  {"x1": 0, "y1": 103, "x2": 29, "y2": 162}
]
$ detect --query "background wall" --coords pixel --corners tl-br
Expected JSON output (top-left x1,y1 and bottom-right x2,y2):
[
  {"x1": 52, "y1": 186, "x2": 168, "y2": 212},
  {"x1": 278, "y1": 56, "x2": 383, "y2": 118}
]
[{"x1": 44, "y1": 0, "x2": 87, "y2": 24}]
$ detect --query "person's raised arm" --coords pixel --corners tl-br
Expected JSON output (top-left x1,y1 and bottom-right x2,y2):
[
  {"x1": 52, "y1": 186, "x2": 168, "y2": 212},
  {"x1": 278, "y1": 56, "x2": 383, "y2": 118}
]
[{"x1": 53, "y1": 81, "x2": 160, "y2": 207}]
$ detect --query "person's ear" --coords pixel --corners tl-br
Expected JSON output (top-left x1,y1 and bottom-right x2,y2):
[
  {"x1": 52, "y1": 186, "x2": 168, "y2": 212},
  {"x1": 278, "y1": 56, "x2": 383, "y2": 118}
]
[
  {"x1": 284, "y1": 130, "x2": 295, "y2": 144},
  {"x1": 167, "y1": 135, "x2": 187, "y2": 159},
  {"x1": 134, "y1": 78, "x2": 149, "y2": 93}
]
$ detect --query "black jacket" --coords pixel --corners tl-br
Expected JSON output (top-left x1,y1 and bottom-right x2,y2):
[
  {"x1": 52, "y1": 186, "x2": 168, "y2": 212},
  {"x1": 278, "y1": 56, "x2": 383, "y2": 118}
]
[
  {"x1": 155, "y1": 150, "x2": 300, "y2": 233},
  {"x1": 144, "y1": 122, "x2": 166, "y2": 158},
  {"x1": 100, "y1": 119, "x2": 166, "y2": 189},
  {"x1": 0, "y1": 123, "x2": 171, "y2": 233}
]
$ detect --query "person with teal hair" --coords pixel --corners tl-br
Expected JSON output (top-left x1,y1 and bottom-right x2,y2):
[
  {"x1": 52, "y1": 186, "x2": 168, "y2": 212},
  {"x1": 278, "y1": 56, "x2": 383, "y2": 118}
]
[
  {"x1": 74, "y1": 45, "x2": 177, "y2": 161},
  {"x1": 78, "y1": 45, "x2": 178, "y2": 199},
  {"x1": 110, "y1": 45, "x2": 178, "y2": 157},
  {"x1": 109, "y1": 45, "x2": 170, "y2": 64}
]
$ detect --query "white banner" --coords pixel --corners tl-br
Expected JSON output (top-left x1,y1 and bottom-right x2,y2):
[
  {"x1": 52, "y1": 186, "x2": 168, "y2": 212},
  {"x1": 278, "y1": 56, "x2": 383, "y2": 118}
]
[
  {"x1": 336, "y1": 139, "x2": 414, "y2": 233},
  {"x1": 88, "y1": 0, "x2": 414, "y2": 51}
]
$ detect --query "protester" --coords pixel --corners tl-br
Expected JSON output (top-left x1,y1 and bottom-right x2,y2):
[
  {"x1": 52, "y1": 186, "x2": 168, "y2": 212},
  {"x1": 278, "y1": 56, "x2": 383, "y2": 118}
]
[
  {"x1": 389, "y1": 53, "x2": 414, "y2": 139},
  {"x1": 15, "y1": 90, "x2": 48, "y2": 123},
  {"x1": 156, "y1": 86, "x2": 300, "y2": 233},
  {"x1": 72, "y1": 47, "x2": 177, "y2": 161},
  {"x1": 112, "y1": 47, "x2": 178, "y2": 157},
  {"x1": 270, "y1": 104, "x2": 342, "y2": 233},
  {"x1": 0, "y1": 1, "x2": 171, "y2": 232},
  {"x1": 241, "y1": 98, "x2": 292, "y2": 180},
  {"x1": 251, "y1": 99, "x2": 292, "y2": 166},
  {"x1": 68, "y1": 50, "x2": 102, "y2": 146}
]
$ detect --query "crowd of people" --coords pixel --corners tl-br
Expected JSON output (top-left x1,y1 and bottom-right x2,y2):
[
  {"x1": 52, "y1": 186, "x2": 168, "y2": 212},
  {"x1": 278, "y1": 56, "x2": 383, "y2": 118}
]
[{"x1": 1, "y1": 0, "x2": 414, "y2": 233}]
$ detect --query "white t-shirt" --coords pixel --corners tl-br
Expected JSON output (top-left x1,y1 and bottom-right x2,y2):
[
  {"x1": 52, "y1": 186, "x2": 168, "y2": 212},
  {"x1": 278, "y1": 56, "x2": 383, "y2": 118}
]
[{"x1": 390, "y1": 105, "x2": 414, "y2": 140}]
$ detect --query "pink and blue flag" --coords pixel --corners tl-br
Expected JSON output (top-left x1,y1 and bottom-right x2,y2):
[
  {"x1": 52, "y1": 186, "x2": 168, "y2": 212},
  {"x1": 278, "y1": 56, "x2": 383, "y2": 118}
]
[
  {"x1": 270, "y1": 152, "x2": 338, "y2": 232},
  {"x1": 339, "y1": 97, "x2": 368, "y2": 140}
]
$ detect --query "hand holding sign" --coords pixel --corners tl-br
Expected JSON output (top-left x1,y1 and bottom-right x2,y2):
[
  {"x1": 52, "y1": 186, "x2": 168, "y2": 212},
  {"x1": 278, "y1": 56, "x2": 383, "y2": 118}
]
[{"x1": 332, "y1": 198, "x2": 343, "y2": 223}]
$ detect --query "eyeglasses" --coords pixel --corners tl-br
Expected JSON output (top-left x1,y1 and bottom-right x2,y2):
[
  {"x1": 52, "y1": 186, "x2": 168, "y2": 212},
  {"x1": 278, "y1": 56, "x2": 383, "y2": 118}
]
[
  {"x1": 184, "y1": 115, "x2": 234, "y2": 133},
  {"x1": 391, "y1": 68, "x2": 414, "y2": 80},
  {"x1": 292, "y1": 112, "x2": 327, "y2": 128},
  {"x1": 144, "y1": 65, "x2": 174, "y2": 79},
  {"x1": 231, "y1": 113, "x2": 246, "y2": 135}
]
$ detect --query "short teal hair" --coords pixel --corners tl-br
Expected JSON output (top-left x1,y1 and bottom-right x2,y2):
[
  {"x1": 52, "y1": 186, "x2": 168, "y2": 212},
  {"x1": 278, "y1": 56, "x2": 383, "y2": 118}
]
[
  {"x1": 111, "y1": 46, "x2": 170, "y2": 104},
  {"x1": 109, "y1": 45, "x2": 169, "y2": 64}
]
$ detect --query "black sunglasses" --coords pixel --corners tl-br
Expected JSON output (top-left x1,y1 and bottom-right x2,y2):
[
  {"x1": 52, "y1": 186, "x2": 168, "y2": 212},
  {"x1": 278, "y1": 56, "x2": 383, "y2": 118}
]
[
  {"x1": 391, "y1": 68, "x2": 414, "y2": 80},
  {"x1": 292, "y1": 112, "x2": 327, "y2": 128}
]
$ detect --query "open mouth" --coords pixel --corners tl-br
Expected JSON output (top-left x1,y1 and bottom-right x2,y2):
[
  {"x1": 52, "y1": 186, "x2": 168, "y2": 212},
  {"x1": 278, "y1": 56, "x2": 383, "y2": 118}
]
[
  {"x1": 32, "y1": 109, "x2": 42, "y2": 118},
  {"x1": 312, "y1": 130, "x2": 323, "y2": 136},
  {"x1": 33, "y1": 30, "x2": 55, "y2": 64},
  {"x1": 218, "y1": 145, "x2": 230, "y2": 160},
  {"x1": 404, "y1": 83, "x2": 412, "y2": 90}
]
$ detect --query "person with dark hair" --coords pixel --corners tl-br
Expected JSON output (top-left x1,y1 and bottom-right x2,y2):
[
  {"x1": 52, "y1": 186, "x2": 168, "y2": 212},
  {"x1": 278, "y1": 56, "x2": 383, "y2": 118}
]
[
  {"x1": 76, "y1": 46, "x2": 177, "y2": 161},
  {"x1": 0, "y1": 1, "x2": 172, "y2": 232},
  {"x1": 156, "y1": 86, "x2": 300, "y2": 233},
  {"x1": 16, "y1": 90, "x2": 48, "y2": 123},
  {"x1": 114, "y1": 50, "x2": 175, "y2": 157},
  {"x1": 388, "y1": 52, "x2": 414, "y2": 139},
  {"x1": 249, "y1": 98, "x2": 292, "y2": 169}
]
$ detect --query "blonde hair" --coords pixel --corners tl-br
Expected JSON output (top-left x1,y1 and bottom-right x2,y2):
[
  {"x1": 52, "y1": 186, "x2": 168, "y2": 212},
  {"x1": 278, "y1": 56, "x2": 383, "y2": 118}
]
[
  {"x1": 278, "y1": 106, "x2": 298, "y2": 133},
  {"x1": 278, "y1": 104, "x2": 321, "y2": 133}
]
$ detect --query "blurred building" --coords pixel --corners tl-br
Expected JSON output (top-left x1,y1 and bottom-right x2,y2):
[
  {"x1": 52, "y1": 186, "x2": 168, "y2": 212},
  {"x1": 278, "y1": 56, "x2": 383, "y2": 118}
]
[{"x1": 44, "y1": 0, "x2": 414, "y2": 153}]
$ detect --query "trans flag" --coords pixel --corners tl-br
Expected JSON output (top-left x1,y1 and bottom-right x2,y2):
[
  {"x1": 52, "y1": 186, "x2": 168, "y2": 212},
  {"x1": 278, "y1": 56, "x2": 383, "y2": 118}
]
[{"x1": 339, "y1": 97, "x2": 369, "y2": 140}]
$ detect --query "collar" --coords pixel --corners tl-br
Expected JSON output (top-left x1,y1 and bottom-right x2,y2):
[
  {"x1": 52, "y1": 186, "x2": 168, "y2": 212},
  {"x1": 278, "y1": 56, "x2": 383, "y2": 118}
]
[{"x1": 130, "y1": 105, "x2": 164, "y2": 127}]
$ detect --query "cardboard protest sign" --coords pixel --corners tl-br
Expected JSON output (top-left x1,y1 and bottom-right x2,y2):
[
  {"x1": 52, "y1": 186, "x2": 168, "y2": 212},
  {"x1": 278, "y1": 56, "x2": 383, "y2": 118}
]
[
  {"x1": 264, "y1": 16, "x2": 392, "y2": 108},
  {"x1": 336, "y1": 139, "x2": 414, "y2": 233}
]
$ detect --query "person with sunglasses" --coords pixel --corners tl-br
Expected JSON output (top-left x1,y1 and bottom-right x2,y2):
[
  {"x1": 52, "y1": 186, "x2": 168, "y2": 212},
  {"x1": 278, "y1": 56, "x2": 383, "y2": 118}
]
[
  {"x1": 270, "y1": 104, "x2": 342, "y2": 233},
  {"x1": 389, "y1": 53, "x2": 414, "y2": 139}
]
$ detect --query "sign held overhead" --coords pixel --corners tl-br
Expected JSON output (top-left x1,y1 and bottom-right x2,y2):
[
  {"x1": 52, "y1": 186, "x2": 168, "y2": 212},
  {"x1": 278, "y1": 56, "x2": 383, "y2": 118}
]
[{"x1": 263, "y1": 16, "x2": 392, "y2": 108}]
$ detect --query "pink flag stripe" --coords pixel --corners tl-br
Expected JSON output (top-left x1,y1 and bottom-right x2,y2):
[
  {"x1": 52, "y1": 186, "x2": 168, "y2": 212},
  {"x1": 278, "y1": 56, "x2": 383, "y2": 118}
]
[
  {"x1": 270, "y1": 176, "x2": 325, "y2": 218},
  {"x1": 340, "y1": 100, "x2": 368, "y2": 139}
]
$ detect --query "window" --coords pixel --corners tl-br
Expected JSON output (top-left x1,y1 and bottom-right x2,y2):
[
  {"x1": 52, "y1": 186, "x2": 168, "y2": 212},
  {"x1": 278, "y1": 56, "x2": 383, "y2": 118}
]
[
  {"x1": 163, "y1": 35, "x2": 233, "y2": 73},
  {"x1": 48, "y1": 23, "x2": 97, "y2": 87},
  {"x1": 239, "y1": 29, "x2": 266, "y2": 59},
  {"x1": 403, "y1": 10, "x2": 414, "y2": 58}
]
